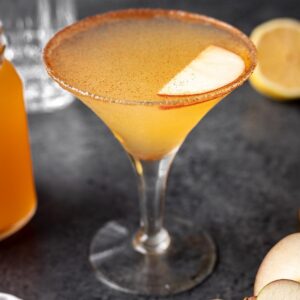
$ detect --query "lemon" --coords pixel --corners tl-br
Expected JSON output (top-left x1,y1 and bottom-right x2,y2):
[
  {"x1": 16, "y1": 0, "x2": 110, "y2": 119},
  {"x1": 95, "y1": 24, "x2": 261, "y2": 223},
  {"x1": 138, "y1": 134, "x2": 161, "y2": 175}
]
[{"x1": 250, "y1": 18, "x2": 300, "y2": 100}]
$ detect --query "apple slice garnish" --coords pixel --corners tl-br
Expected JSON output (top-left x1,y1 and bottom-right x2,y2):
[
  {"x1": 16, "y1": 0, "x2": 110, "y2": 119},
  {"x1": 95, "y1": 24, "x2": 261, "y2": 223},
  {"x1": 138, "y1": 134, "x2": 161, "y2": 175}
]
[
  {"x1": 254, "y1": 233, "x2": 300, "y2": 295},
  {"x1": 158, "y1": 45, "x2": 245, "y2": 97},
  {"x1": 245, "y1": 279, "x2": 300, "y2": 300}
]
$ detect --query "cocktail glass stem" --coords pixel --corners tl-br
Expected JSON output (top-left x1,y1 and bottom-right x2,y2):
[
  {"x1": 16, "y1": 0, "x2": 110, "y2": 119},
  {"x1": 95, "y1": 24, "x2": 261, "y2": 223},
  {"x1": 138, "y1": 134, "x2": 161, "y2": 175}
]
[
  {"x1": 130, "y1": 150, "x2": 177, "y2": 255},
  {"x1": 89, "y1": 145, "x2": 216, "y2": 295}
]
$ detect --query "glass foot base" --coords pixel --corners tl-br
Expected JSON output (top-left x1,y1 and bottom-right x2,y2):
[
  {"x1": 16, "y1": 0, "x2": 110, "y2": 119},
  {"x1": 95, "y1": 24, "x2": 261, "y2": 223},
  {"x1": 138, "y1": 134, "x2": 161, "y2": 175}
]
[{"x1": 89, "y1": 218, "x2": 216, "y2": 295}]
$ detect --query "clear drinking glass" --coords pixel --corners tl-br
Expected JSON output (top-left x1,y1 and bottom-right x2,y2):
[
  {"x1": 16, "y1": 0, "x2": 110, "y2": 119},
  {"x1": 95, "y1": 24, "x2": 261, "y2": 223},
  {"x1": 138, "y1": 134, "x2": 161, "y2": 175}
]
[
  {"x1": 0, "y1": 0, "x2": 76, "y2": 112},
  {"x1": 44, "y1": 9, "x2": 257, "y2": 296}
]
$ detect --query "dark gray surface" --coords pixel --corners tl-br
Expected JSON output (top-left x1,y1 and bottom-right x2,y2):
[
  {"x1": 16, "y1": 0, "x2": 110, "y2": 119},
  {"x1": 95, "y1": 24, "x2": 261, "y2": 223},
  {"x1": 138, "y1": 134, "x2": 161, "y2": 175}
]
[{"x1": 1, "y1": 0, "x2": 300, "y2": 299}]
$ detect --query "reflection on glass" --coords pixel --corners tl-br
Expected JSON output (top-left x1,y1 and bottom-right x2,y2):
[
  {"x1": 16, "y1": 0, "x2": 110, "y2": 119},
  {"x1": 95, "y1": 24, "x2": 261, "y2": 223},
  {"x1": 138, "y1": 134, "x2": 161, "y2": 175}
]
[{"x1": 0, "y1": 0, "x2": 76, "y2": 112}]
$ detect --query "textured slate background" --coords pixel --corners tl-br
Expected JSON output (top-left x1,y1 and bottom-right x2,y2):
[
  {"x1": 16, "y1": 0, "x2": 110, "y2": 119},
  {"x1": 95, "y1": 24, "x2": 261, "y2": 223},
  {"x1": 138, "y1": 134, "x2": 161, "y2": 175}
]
[{"x1": 0, "y1": 0, "x2": 299, "y2": 299}]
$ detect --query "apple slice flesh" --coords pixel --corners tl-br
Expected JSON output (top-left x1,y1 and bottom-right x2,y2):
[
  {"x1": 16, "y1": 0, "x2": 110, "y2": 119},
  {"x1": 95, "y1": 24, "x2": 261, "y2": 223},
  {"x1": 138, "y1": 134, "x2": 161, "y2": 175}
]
[
  {"x1": 245, "y1": 280, "x2": 300, "y2": 300},
  {"x1": 257, "y1": 280, "x2": 300, "y2": 300},
  {"x1": 158, "y1": 45, "x2": 245, "y2": 96},
  {"x1": 254, "y1": 233, "x2": 300, "y2": 295}
]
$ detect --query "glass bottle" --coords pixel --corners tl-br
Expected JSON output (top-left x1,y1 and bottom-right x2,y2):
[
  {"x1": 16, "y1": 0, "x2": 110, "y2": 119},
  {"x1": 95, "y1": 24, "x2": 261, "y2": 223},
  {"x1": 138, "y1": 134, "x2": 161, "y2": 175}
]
[{"x1": 0, "y1": 23, "x2": 36, "y2": 240}]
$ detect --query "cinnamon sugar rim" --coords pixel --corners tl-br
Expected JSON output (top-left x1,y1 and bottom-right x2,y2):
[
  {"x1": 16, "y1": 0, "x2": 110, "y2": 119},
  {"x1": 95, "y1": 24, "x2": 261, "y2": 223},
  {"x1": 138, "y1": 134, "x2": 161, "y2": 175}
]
[{"x1": 43, "y1": 8, "x2": 257, "y2": 106}]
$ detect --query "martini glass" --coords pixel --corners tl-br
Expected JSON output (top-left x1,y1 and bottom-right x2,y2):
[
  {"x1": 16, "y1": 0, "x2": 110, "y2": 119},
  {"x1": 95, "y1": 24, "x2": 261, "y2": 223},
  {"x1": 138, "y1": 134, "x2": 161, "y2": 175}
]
[{"x1": 43, "y1": 9, "x2": 256, "y2": 295}]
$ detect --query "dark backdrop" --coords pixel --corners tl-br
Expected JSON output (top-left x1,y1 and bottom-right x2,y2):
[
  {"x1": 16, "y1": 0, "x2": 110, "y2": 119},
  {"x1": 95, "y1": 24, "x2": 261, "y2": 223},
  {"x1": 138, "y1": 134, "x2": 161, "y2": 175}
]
[{"x1": 0, "y1": 1, "x2": 299, "y2": 300}]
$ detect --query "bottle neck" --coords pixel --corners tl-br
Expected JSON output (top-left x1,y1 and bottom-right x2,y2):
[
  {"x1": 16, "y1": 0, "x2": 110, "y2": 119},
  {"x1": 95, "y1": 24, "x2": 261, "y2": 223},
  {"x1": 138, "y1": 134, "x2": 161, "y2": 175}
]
[{"x1": 0, "y1": 23, "x2": 5, "y2": 66}]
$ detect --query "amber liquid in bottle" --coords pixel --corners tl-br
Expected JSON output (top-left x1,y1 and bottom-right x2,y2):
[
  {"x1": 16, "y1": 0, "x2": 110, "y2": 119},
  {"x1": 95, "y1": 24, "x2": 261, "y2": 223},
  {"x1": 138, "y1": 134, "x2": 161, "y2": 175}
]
[{"x1": 0, "y1": 55, "x2": 37, "y2": 240}]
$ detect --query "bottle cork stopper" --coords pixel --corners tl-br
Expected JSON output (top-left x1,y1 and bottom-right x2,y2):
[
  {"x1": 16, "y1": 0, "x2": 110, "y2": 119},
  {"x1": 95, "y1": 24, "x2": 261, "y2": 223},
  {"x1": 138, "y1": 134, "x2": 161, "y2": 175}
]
[{"x1": 0, "y1": 22, "x2": 5, "y2": 65}]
